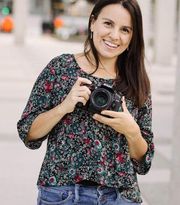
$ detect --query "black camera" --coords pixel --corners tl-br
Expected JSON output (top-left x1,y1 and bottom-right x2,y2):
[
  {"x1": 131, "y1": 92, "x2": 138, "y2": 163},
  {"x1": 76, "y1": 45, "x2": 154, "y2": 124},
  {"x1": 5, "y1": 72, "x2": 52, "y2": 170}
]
[{"x1": 78, "y1": 84, "x2": 121, "y2": 114}]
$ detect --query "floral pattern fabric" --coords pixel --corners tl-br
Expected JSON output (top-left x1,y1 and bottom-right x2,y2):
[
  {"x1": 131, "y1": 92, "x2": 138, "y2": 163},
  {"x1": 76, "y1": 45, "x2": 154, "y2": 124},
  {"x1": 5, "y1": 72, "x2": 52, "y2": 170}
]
[{"x1": 17, "y1": 54, "x2": 154, "y2": 203}]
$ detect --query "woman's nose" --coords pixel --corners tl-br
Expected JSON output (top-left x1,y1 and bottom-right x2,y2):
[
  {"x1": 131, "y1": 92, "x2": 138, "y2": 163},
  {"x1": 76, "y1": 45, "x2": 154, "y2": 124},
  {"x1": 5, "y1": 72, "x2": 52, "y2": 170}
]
[{"x1": 109, "y1": 29, "x2": 120, "y2": 41}]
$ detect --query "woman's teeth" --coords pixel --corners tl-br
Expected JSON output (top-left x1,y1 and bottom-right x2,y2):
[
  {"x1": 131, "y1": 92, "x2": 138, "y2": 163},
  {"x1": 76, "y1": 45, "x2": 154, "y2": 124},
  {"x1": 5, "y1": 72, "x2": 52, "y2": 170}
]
[{"x1": 104, "y1": 40, "x2": 119, "y2": 48}]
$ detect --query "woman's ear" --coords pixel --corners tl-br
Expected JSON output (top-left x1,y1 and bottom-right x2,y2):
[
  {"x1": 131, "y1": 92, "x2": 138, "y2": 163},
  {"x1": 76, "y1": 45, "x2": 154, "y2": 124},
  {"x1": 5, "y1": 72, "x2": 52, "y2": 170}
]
[{"x1": 90, "y1": 15, "x2": 95, "y2": 32}]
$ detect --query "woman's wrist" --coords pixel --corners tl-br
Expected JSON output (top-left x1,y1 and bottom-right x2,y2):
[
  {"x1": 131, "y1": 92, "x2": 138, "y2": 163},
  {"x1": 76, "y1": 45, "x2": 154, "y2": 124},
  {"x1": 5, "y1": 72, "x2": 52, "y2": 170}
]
[
  {"x1": 56, "y1": 103, "x2": 68, "y2": 119},
  {"x1": 125, "y1": 124, "x2": 141, "y2": 142},
  {"x1": 126, "y1": 127, "x2": 148, "y2": 161}
]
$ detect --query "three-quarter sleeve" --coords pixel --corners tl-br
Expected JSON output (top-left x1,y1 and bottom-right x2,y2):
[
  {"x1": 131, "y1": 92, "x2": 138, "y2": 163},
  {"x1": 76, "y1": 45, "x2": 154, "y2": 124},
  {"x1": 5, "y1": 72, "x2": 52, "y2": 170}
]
[
  {"x1": 131, "y1": 94, "x2": 155, "y2": 175},
  {"x1": 17, "y1": 57, "x2": 59, "y2": 149}
]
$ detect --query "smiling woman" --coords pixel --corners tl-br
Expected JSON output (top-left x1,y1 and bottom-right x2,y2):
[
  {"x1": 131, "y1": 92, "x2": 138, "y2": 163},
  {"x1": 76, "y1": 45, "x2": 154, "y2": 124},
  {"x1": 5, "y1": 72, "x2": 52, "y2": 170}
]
[
  {"x1": 17, "y1": 0, "x2": 154, "y2": 205},
  {"x1": 90, "y1": 4, "x2": 133, "y2": 61}
]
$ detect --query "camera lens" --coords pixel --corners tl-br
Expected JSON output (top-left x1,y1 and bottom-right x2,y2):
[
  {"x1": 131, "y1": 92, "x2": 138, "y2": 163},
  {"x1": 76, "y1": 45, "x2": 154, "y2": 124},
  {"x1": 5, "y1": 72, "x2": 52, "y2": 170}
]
[
  {"x1": 94, "y1": 92, "x2": 108, "y2": 107},
  {"x1": 90, "y1": 88, "x2": 112, "y2": 111}
]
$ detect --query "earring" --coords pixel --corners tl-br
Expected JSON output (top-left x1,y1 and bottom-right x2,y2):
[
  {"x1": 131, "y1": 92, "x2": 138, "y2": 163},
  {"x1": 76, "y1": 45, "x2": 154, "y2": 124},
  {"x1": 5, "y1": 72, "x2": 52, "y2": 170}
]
[
  {"x1": 127, "y1": 47, "x2": 129, "y2": 51},
  {"x1": 90, "y1": 31, "x2": 93, "y2": 39}
]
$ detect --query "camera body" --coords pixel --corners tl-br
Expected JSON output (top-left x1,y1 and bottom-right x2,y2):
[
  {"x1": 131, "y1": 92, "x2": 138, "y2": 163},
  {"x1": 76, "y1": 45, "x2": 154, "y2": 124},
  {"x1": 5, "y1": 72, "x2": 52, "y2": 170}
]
[{"x1": 80, "y1": 84, "x2": 121, "y2": 114}]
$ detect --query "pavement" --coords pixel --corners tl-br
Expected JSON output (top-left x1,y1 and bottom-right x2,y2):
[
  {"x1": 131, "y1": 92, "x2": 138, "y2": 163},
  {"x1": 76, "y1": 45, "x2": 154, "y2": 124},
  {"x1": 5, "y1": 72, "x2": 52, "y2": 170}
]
[{"x1": 0, "y1": 30, "x2": 176, "y2": 205}]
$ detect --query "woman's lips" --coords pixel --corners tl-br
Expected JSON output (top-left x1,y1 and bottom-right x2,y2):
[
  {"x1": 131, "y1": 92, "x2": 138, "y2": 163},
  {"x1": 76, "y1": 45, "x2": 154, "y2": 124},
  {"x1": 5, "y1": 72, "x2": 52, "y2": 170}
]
[{"x1": 103, "y1": 40, "x2": 119, "y2": 49}]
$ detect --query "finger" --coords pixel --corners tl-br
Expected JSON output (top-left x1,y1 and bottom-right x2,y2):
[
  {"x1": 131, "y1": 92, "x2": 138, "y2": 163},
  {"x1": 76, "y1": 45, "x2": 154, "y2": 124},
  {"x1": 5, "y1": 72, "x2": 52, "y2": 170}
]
[
  {"x1": 100, "y1": 110, "x2": 121, "y2": 118},
  {"x1": 75, "y1": 77, "x2": 92, "y2": 86},
  {"x1": 93, "y1": 113, "x2": 114, "y2": 126},
  {"x1": 76, "y1": 96, "x2": 87, "y2": 106},
  {"x1": 78, "y1": 90, "x2": 90, "y2": 101},
  {"x1": 79, "y1": 86, "x2": 91, "y2": 95},
  {"x1": 121, "y1": 96, "x2": 129, "y2": 113}
]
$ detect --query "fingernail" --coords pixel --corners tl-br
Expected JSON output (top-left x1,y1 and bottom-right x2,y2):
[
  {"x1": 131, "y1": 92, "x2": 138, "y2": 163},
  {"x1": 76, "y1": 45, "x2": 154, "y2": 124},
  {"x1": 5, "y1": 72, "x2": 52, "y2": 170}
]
[{"x1": 93, "y1": 114, "x2": 97, "y2": 118}]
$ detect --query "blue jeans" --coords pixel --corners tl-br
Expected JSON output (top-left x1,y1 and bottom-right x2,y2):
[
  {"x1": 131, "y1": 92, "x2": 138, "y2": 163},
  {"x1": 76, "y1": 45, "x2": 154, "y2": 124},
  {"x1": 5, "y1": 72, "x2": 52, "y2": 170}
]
[{"x1": 37, "y1": 184, "x2": 140, "y2": 205}]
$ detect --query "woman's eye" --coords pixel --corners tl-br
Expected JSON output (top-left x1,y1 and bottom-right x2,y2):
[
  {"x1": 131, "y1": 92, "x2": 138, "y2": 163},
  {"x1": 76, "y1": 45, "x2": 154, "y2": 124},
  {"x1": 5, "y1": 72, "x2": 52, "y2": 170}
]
[
  {"x1": 104, "y1": 21, "x2": 112, "y2": 27},
  {"x1": 121, "y1": 27, "x2": 130, "y2": 33}
]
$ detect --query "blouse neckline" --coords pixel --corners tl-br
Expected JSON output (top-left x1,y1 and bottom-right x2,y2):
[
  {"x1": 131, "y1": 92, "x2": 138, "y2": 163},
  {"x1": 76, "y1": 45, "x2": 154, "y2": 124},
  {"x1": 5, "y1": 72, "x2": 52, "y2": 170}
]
[{"x1": 71, "y1": 54, "x2": 115, "y2": 82}]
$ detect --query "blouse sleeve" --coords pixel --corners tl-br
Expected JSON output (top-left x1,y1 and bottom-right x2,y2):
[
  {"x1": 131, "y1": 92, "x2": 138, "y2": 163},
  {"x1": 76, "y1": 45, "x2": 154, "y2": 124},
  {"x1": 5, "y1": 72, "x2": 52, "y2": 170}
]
[
  {"x1": 131, "y1": 94, "x2": 155, "y2": 175},
  {"x1": 17, "y1": 56, "x2": 59, "y2": 149}
]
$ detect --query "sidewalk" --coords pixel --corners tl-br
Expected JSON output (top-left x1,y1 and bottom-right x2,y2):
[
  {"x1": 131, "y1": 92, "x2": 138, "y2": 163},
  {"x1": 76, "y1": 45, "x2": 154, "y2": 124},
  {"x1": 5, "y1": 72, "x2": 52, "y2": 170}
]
[{"x1": 0, "y1": 33, "x2": 175, "y2": 205}]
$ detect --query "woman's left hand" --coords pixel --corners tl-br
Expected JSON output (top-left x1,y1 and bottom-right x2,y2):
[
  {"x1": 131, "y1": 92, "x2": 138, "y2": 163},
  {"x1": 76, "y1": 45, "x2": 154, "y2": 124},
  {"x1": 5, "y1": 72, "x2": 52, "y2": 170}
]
[{"x1": 92, "y1": 96, "x2": 140, "y2": 140}]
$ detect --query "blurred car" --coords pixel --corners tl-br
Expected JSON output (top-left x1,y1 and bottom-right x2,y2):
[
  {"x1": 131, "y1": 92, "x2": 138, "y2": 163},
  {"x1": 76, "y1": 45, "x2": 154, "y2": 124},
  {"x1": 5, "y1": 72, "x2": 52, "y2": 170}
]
[{"x1": 53, "y1": 15, "x2": 88, "y2": 40}]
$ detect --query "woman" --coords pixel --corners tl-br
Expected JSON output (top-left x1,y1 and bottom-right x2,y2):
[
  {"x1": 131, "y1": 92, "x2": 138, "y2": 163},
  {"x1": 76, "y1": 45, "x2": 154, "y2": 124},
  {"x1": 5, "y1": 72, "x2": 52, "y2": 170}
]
[{"x1": 17, "y1": 0, "x2": 154, "y2": 204}]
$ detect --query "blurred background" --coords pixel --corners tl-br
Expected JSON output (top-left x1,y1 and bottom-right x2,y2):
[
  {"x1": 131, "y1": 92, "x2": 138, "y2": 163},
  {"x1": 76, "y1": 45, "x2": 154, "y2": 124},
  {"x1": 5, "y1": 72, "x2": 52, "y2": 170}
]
[{"x1": 0, "y1": 0, "x2": 179, "y2": 204}]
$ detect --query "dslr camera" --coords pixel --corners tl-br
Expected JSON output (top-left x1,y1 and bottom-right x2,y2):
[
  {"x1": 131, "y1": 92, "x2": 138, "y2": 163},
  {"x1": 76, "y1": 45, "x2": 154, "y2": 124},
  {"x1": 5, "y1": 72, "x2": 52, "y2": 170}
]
[{"x1": 79, "y1": 84, "x2": 121, "y2": 114}]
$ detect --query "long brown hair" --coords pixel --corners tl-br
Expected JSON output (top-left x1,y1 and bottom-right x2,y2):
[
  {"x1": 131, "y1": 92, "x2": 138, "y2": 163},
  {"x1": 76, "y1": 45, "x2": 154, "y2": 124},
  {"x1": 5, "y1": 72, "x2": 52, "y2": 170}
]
[{"x1": 84, "y1": 0, "x2": 150, "y2": 107}]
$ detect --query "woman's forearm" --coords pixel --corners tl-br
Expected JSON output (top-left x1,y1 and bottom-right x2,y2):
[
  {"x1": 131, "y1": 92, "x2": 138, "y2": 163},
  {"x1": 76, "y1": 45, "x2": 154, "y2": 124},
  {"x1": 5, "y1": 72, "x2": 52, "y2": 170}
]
[
  {"x1": 27, "y1": 77, "x2": 92, "y2": 141},
  {"x1": 126, "y1": 128, "x2": 148, "y2": 161},
  {"x1": 27, "y1": 104, "x2": 67, "y2": 141}
]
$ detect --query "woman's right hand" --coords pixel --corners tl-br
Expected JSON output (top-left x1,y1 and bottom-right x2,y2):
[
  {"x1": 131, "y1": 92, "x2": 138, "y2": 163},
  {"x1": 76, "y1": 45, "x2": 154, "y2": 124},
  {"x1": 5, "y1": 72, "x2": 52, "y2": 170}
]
[
  {"x1": 27, "y1": 77, "x2": 92, "y2": 140},
  {"x1": 60, "y1": 77, "x2": 92, "y2": 114}
]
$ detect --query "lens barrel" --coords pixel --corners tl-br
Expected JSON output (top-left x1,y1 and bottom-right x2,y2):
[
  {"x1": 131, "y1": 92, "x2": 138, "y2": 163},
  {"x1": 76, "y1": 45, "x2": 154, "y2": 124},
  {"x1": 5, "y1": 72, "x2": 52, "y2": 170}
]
[{"x1": 90, "y1": 88, "x2": 112, "y2": 111}]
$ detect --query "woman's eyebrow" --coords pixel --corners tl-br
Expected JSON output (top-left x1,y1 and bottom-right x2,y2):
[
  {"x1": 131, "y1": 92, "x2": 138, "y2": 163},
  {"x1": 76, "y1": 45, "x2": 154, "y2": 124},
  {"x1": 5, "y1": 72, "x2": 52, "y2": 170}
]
[{"x1": 102, "y1": 18, "x2": 114, "y2": 23}]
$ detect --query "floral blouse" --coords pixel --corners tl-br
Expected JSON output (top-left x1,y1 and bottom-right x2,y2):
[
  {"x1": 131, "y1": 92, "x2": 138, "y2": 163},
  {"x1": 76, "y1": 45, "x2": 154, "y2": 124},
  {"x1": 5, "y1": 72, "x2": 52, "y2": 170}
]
[{"x1": 17, "y1": 54, "x2": 154, "y2": 203}]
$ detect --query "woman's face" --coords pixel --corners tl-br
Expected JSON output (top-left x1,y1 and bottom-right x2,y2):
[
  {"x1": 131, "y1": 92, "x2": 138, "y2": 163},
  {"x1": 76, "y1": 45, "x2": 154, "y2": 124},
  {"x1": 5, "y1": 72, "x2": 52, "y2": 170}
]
[{"x1": 91, "y1": 4, "x2": 133, "y2": 61}]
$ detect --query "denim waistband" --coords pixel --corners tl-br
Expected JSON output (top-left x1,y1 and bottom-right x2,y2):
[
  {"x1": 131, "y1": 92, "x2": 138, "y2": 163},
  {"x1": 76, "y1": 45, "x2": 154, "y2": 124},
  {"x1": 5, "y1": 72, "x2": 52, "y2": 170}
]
[
  {"x1": 38, "y1": 184, "x2": 119, "y2": 196},
  {"x1": 38, "y1": 184, "x2": 140, "y2": 205}
]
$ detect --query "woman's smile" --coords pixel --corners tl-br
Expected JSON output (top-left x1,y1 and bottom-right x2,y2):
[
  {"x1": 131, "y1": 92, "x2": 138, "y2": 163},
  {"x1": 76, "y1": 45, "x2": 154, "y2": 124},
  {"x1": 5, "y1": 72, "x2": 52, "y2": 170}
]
[{"x1": 103, "y1": 39, "x2": 120, "y2": 49}]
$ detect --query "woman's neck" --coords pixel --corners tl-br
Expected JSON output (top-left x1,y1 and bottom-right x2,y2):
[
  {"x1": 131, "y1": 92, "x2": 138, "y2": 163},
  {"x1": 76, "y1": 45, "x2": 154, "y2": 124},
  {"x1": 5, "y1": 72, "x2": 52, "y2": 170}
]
[{"x1": 87, "y1": 51, "x2": 118, "y2": 77}]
